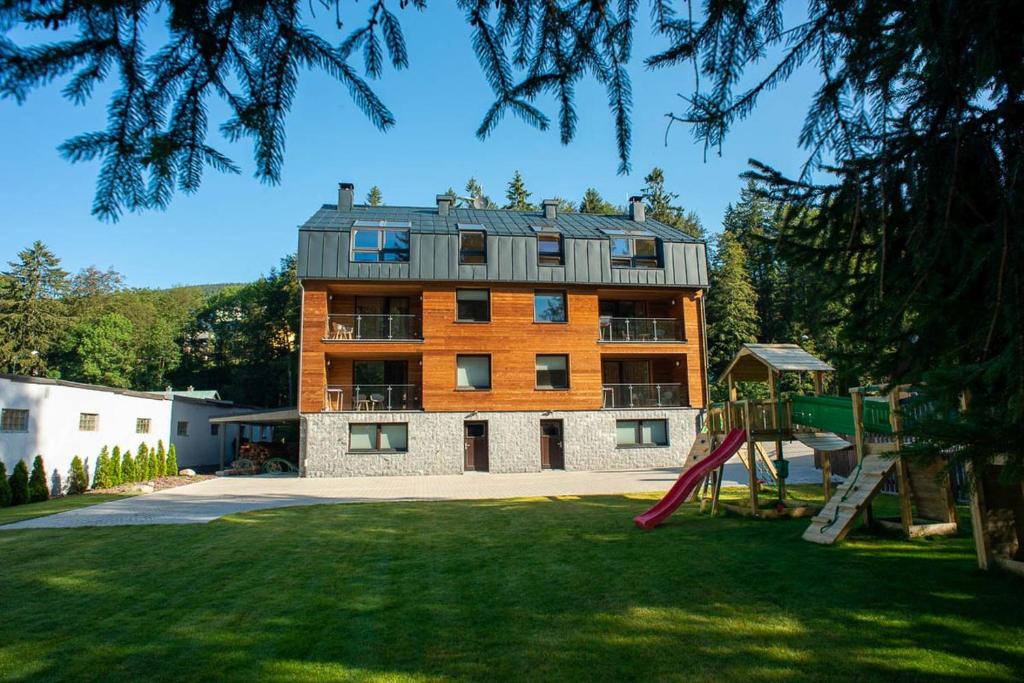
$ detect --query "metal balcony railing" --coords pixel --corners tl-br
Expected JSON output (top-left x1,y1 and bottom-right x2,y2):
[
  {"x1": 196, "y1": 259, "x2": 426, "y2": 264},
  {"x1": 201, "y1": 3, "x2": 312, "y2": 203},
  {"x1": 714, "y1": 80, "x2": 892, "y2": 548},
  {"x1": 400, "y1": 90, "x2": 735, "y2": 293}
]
[
  {"x1": 599, "y1": 317, "x2": 683, "y2": 342},
  {"x1": 601, "y1": 383, "x2": 684, "y2": 408},
  {"x1": 323, "y1": 384, "x2": 421, "y2": 411},
  {"x1": 325, "y1": 314, "x2": 421, "y2": 341}
]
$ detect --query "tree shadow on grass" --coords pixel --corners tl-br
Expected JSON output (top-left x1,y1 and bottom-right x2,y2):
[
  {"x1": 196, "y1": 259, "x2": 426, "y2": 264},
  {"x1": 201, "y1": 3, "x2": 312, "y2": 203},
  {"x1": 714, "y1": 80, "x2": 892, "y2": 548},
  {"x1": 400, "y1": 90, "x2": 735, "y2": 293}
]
[{"x1": 0, "y1": 495, "x2": 1022, "y2": 682}]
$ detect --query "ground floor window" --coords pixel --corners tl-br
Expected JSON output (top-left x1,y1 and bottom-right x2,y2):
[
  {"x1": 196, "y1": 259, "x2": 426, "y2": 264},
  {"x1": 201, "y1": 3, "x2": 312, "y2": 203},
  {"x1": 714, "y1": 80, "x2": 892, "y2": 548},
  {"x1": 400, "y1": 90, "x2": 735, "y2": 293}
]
[
  {"x1": 615, "y1": 419, "x2": 668, "y2": 447},
  {"x1": 136, "y1": 417, "x2": 151, "y2": 434},
  {"x1": 349, "y1": 423, "x2": 408, "y2": 452},
  {"x1": 1, "y1": 408, "x2": 29, "y2": 432},
  {"x1": 177, "y1": 421, "x2": 189, "y2": 436},
  {"x1": 79, "y1": 413, "x2": 99, "y2": 432}
]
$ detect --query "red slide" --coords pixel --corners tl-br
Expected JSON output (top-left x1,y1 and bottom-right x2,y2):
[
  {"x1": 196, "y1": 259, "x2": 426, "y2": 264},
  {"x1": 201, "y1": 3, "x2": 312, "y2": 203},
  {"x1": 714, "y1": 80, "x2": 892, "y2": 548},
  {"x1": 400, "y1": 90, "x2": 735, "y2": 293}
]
[{"x1": 634, "y1": 428, "x2": 747, "y2": 530}]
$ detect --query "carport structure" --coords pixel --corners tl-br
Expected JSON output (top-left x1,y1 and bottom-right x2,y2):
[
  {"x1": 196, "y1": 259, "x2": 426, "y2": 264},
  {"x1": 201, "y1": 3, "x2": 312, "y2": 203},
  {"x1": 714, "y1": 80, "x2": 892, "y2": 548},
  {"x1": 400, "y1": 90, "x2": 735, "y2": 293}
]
[{"x1": 210, "y1": 407, "x2": 299, "y2": 470}]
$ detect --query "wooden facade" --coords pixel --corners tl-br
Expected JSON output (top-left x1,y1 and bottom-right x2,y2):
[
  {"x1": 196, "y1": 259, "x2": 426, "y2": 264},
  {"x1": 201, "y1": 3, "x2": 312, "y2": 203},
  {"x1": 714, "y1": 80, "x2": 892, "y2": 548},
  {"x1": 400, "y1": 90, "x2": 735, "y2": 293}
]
[{"x1": 300, "y1": 281, "x2": 706, "y2": 414}]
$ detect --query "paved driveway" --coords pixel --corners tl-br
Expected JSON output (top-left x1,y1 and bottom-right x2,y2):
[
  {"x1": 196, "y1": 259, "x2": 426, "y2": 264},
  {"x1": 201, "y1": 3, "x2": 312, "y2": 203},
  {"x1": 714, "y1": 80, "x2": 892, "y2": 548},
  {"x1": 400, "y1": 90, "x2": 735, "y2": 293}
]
[{"x1": 0, "y1": 445, "x2": 824, "y2": 530}]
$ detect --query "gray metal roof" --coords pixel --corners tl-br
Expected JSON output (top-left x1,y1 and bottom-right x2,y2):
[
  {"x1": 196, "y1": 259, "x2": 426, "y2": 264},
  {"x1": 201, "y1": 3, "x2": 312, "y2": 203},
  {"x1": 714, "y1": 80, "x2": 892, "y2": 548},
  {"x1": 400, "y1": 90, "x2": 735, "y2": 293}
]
[
  {"x1": 300, "y1": 204, "x2": 703, "y2": 242},
  {"x1": 297, "y1": 203, "x2": 709, "y2": 288},
  {"x1": 719, "y1": 344, "x2": 834, "y2": 383}
]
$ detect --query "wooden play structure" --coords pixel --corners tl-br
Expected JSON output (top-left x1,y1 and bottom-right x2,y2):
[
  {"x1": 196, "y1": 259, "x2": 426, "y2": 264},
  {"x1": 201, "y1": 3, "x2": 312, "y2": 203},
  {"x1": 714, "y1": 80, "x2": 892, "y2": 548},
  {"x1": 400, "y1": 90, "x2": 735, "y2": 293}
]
[
  {"x1": 968, "y1": 456, "x2": 1024, "y2": 576},
  {"x1": 703, "y1": 344, "x2": 959, "y2": 544}
]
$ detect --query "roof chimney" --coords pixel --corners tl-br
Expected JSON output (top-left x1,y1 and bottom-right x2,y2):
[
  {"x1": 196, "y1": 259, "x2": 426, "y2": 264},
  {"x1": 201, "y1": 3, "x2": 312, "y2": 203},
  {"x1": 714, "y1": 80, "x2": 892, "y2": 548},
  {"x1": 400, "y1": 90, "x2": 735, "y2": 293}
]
[
  {"x1": 629, "y1": 195, "x2": 645, "y2": 222},
  {"x1": 338, "y1": 182, "x2": 354, "y2": 212},
  {"x1": 436, "y1": 194, "x2": 455, "y2": 216},
  {"x1": 542, "y1": 199, "x2": 558, "y2": 221}
]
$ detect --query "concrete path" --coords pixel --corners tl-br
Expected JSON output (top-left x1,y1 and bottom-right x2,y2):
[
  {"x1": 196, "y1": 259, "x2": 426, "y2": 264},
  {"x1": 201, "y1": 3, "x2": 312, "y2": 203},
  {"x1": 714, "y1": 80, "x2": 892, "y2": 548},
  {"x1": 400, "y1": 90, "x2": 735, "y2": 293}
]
[{"x1": 0, "y1": 444, "x2": 824, "y2": 530}]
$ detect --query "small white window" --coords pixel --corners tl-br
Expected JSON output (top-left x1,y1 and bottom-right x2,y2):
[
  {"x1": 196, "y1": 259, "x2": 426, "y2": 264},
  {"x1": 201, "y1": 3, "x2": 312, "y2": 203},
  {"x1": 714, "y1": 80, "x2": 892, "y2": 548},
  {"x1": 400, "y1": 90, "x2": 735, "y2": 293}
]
[
  {"x1": 177, "y1": 421, "x2": 189, "y2": 437},
  {"x1": 136, "y1": 418, "x2": 151, "y2": 434},
  {"x1": 1, "y1": 409, "x2": 29, "y2": 432},
  {"x1": 79, "y1": 413, "x2": 99, "y2": 432},
  {"x1": 349, "y1": 423, "x2": 408, "y2": 452},
  {"x1": 616, "y1": 419, "x2": 668, "y2": 447},
  {"x1": 456, "y1": 355, "x2": 491, "y2": 390}
]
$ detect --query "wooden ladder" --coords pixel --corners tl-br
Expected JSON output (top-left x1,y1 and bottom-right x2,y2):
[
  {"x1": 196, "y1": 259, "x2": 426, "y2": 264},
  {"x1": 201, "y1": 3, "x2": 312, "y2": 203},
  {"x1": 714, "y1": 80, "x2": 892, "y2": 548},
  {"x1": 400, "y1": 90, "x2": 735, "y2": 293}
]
[{"x1": 802, "y1": 454, "x2": 898, "y2": 544}]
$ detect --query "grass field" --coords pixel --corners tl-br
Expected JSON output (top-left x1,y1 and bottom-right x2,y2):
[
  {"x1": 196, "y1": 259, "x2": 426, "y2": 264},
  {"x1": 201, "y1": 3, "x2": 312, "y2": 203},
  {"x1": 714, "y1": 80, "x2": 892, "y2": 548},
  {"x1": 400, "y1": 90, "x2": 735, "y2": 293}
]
[
  {"x1": 0, "y1": 494, "x2": 131, "y2": 527},
  {"x1": 1, "y1": 487, "x2": 1021, "y2": 681}
]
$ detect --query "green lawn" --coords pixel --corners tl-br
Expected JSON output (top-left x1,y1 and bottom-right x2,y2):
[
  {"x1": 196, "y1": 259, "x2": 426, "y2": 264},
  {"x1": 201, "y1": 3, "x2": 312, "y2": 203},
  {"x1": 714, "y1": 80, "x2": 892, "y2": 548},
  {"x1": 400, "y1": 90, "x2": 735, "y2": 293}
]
[
  {"x1": 1, "y1": 489, "x2": 1022, "y2": 682},
  {"x1": 0, "y1": 494, "x2": 131, "y2": 527}
]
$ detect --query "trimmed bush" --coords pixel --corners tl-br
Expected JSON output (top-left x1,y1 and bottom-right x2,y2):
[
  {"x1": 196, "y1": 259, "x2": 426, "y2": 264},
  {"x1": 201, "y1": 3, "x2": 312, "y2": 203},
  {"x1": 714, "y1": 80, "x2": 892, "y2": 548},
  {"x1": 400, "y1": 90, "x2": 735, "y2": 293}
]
[
  {"x1": 0, "y1": 462, "x2": 12, "y2": 507},
  {"x1": 138, "y1": 443, "x2": 151, "y2": 481},
  {"x1": 68, "y1": 456, "x2": 89, "y2": 494},
  {"x1": 110, "y1": 446, "x2": 122, "y2": 486},
  {"x1": 93, "y1": 447, "x2": 112, "y2": 489},
  {"x1": 167, "y1": 444, "x2": 179, "y2": 477},
  {"x1": 29, "y1": 455, "x2": 49, "y2": 503},
  {"x1": 156, "y1": 440, "x2": 167, "y2": 478},
  {"x1": 122, "y1": 449, "x2": 136, "y2": 483},
  {"x1": 10, "y1": 459, "x2": 30, "y2": 505}
]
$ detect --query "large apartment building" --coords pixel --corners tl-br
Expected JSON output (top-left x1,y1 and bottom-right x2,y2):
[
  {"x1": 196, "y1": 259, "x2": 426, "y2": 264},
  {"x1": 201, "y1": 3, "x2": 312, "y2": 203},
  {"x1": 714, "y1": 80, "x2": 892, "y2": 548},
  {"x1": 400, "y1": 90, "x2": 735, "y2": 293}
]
[{"x1": 296, "y1": 183, "x2": 710, "y2": 477}]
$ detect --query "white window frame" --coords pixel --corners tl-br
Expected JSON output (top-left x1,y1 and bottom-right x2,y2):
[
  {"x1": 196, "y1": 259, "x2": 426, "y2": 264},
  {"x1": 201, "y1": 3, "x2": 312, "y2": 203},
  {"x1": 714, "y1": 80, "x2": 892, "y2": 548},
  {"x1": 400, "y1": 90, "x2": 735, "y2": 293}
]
[
  {"x1": 136, "y1": 417, "x2": 151, "y2": 434},
  {"x1": 79, "y1": 413, "x2": 99, "y2": 432}
]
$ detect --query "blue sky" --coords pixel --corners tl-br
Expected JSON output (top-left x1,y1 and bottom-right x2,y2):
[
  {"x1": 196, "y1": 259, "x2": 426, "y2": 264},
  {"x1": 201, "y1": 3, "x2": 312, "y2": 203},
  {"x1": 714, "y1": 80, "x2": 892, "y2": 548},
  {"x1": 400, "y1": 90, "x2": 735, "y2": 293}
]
[{"x1": 0, "y1": 4, "x2": 819, "y2": 288}]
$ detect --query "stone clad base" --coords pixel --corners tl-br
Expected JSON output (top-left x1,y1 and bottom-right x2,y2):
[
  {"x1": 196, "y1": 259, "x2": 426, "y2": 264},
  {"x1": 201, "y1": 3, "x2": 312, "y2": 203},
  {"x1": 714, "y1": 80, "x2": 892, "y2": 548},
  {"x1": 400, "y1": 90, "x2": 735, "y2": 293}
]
[{"x1": 301, "y1": 409, "x2": 700, "y2": 477}]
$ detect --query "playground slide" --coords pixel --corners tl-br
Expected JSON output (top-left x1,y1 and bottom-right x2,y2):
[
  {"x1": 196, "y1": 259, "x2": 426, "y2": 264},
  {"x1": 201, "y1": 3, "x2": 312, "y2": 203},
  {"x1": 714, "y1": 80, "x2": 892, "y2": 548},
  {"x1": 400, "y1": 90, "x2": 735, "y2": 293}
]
[{"x1": 634, "y1": 428, "x2": 747, "y2": 530}]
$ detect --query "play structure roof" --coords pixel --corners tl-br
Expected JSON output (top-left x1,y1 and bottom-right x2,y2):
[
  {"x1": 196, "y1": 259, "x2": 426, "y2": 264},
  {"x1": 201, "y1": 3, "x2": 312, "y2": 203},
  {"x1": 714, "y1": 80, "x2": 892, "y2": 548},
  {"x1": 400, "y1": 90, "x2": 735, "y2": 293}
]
[{"x1": 719, "y1": 344, "x2": 834, "y2": 383}]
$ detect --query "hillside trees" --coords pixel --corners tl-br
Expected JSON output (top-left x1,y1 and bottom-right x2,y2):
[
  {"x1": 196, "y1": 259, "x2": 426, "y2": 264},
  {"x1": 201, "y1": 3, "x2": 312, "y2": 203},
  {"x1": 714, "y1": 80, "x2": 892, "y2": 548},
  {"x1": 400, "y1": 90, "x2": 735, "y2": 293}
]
[{"x1": 0, "y1": 241, "x2": 69, "y2": 375}]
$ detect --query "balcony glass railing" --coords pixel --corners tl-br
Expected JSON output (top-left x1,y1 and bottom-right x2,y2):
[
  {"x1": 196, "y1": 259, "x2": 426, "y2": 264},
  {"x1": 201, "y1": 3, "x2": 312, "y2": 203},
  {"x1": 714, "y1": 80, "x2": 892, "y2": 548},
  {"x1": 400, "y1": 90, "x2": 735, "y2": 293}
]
[
  {"x1": 326, "y1": 314, "x2": 421, "y2": 341},
  {"x1": 599, "y1": 317, "x2": 683, "y2": 342},
  {"x1": 324, "y1": 384, "x2": 421, "y2": 411},
  {"x1": 602, "y1": 383, "x2": 684, "y2": 408}
]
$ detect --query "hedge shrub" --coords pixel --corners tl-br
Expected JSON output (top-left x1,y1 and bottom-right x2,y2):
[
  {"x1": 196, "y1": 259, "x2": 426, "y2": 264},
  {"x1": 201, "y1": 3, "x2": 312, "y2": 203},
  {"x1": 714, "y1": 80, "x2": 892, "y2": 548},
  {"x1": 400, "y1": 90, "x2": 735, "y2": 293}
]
[
  {"x1": 156, "y1": 440, "x2": 167, "y2": 478},
  {"x1": 122, "y1": 449, "x2": 136, "y2": 483},
  {"x1": 68, "y1": 456, "x2": 88, "y2": 494},
  {"x1": 167, "y1": 444, "x2": 179, "y2": 476},
  {"x1": 93, "y1": 447, "x2": 112, "y2": 489},
  {"x1": 29, "y1": 455, "x2": 48, "y2": 503},
  {"x1": 138, "y1": 443, "x2": 151, "y2": 481},
  {"x1": 10, "y1": 459, "x2": 30, "y2": 505},
  {"x1": 110, "y1": 446, "x2": 122, "y2": 486},
  {"x1": 0, "y1": 462, "x2": 12, "y2": 507}
]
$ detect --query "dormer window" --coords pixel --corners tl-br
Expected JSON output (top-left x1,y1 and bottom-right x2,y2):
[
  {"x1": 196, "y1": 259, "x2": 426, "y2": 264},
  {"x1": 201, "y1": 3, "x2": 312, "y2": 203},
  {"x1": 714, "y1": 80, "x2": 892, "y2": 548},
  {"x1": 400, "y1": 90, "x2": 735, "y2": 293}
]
[
  {"x1": 537, "y1": 232, "x2": 564, "y2": 266},
  {"x1": 350, "y1": 221, "x2": 411, "y2": 262},
  {"x1": 609, "y1": 235, "x2": 659, "y2": 268},
  {"x1": 459, "y1": 226, "x2": 487, "y2": 264}
]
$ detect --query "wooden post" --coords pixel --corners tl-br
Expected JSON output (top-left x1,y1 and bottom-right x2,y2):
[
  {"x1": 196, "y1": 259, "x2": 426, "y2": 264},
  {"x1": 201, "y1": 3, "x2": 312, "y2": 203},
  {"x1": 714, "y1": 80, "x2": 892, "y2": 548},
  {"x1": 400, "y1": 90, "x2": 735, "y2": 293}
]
[
  {"x1": 768, "y1": 369, "x2": 785, "y2": 500},
  {"x1": 890, "y1": 389, "x2": 914, "y2": 536},
  {"x1": 813, "y1": 370, "x2": 824, "y2": 396},
  {"x1": 743, "y1": 400, "x2": 759, "y2": 517},
  {"x1": 966, "y1": 460, "x2": 991, "y2": 570},
  {"x1": 850, "y1": 388, "x2": 872, "y2": 529},
  {"x1": 821, "y1": 452, "x2": 832, "y2": 500},
  {"x1": 711, "y1": 465, "x2": 725, "y2": 517}
]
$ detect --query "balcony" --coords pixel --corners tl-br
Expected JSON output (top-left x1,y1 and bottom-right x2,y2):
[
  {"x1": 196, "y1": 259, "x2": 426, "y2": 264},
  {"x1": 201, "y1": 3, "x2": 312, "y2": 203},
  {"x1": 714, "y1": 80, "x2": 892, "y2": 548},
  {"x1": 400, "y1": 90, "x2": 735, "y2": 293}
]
[
  {"x1": 324, "y1": 384, "x2": 422, "y2": 411},
  {"x1": 599, "y1": 316, "x2": 684, "y2": 343},
  {"x1": 602, "y1": 383, "x2": 684, "y2": 409},
  {"x1": 325, "y1": 314, "x2": 422, "y2": 341}
]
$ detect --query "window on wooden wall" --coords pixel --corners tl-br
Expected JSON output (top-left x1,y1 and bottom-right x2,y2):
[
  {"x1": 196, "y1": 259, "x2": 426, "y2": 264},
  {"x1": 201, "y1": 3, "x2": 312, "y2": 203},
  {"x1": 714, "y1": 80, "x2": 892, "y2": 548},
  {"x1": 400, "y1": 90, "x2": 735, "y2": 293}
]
[
  {"x1": 456, "y1": 355, "x2": 491, "y2": 390},
  {"x1": 349, "y1": 423, "x2": 408, "y2": 452},
  {"x1": 1, "y1": 408, "x2": 29, "y2": 432},
  {"x1": 615, "y1": 419, "x2": 668, "y2": 447},
  {"x1": 536, "y1": 355, "x2": 569, "y2": 389},
  {"x1": 534, "y1": 290, "x2": 567, "y2": 323},
  {"x1": 456, "y1": 289, "x2": 490, "y2": 322},
  {"x1": 459, "y1": 229, "x2": 487, "y2": 264},
  {"x1": 79, "y1": 413, "x2": 99, "y2": 432}
]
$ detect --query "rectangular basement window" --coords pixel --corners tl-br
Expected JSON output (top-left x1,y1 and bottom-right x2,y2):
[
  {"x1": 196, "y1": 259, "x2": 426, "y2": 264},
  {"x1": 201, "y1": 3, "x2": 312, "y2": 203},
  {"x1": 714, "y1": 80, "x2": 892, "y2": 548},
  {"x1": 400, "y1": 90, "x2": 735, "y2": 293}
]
[
  {"x1": 615, "y1": 419, "x2": 668, "y2": 447},
  {"x1": 1, "y1": 408, "x2": 29, "y2": 432},
  {"x1": 349, "y1": 423, "x2": 408, "y2": 452},
  {"x1": 136, "y1": 418, "x2": 151, "y2": 434},
  {"x1": 79, "y1": 413, "x2": 99, "y2": 432}
]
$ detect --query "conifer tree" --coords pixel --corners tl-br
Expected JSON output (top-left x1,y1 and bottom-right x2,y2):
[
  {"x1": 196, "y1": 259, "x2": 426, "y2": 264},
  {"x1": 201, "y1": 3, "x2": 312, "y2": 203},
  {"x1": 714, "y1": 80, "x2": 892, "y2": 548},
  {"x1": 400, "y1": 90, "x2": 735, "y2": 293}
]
[
  {"x1": 640, "y1": 168, "x2": 705, "y2": 240},
  {"x1": 138, "y1": 443, "x2": 151, "y2": 481},
  {"x1": 503, "y1": 171, "x2": 535, "y2": 211},
  {"x1": 579, "y1": 188, "x2": 617, "y2": 215},
  {"x1": 122, "y1": 449, "x2": 136, "y2": 483},
  {"x1": 465, "y1": 178, "x2": 496, "y2": 209},
  {"x1": 9, "y1": 459, "x2": 29, "y2": 505},
  {"x1": 28, "y1": 455, "x2": 48, "y2": 503},
  {"x1": 0, "y1": 462, "x2": 11, "y2": 507},
  {"x1": 110, "y1": 447, "x2": 122, "y2": 486},
  {"x1": 93, "y1": 447, "x2": 112, "y2": 489},
  {"x1": 366, "y1": 186, "x2": 383, "y2": 206},
  {"x1": 67, "y1": 456, "x2": 88, "y2": 494},
  {"x1": 156, "y1": 440, "x2": 167, "y2": 477},
  {"x1": 705, "y1": 232, "x2": 760, "y2": 381},
  {"x1": 0, "y1": 241, "x2": 69, "y2": 374},
  {"x1": 167, "y1": 444, "x2": 179, "y2": 477}
]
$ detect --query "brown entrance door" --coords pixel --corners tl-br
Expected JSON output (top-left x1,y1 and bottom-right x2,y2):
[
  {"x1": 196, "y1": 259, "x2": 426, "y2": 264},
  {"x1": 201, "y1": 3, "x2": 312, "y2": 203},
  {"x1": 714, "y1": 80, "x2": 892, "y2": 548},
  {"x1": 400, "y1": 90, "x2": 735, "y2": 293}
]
[
  {"x1": 540, "y1": 420, "x2": 564, "y2": 469},
  {"x1": 464, "y1": 421, "x2": 489, "y2": 471}
]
